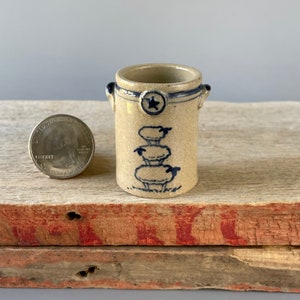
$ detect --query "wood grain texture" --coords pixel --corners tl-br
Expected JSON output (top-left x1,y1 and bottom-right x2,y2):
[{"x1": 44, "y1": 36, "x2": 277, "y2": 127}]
[
  {"x1": 0, "y1": 100, "x2": 300, "y2": 246},
  {"x1": 0, "y1": 245, "x2": 299, "y2": 291}
]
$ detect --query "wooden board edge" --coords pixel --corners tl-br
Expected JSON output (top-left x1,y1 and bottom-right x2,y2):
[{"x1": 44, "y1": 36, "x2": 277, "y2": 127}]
[{"x1": 0, "y1": 246, "x2": 299, "y2": 292}]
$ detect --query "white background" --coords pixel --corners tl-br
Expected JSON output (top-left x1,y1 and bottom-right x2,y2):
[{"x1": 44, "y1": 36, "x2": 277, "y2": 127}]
[{"x1": 0, "y1": 0, "x2": 299, "y2": 299}]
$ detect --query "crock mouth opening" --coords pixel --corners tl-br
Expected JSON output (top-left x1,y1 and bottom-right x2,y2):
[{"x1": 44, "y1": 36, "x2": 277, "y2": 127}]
[{"x1": 117, "y1": 63, "x2": 201, "y2": 85}]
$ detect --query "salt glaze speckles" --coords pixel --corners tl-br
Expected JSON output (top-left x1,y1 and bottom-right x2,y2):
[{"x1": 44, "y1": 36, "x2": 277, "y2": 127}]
[{"x1": 106, "y1": 63, "x2": 210, "y2": 198}]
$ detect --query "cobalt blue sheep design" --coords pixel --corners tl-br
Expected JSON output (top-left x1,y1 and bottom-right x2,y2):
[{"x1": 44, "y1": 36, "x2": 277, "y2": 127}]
[
  {"x1": 133, "y1": 125, "x2": 181, "y2": 193},
  {"x1": 138, "y1": 126, "x2": 172, "y2": 145}
]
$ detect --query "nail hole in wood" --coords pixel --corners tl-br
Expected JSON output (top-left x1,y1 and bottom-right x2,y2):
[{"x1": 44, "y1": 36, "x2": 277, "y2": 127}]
[
  {"x1": 87, "y1": 266, "x2": 96, "y2": 273},
  {"x1": 77, "y1": 271, "x2": 88, "y2": 277},
  {"x1": 66, "y1": 211, "x2": 82, "y2": 220},
  {"x1": 76, "y1": 266, "x2": 98, "y2": 278}
]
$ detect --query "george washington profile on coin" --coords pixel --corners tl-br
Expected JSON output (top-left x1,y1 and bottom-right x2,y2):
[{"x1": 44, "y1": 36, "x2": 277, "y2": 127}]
[
  {"x1": 44, "y1": 123, "x2": 78, "y2": 169},
  {"x1": 29, "y1": 114, "x2": 95, "y2": 179}
]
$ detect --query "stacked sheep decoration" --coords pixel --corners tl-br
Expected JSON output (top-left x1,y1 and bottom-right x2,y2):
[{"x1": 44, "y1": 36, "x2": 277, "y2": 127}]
[{"x1": 133, "y1": 126, "x2": 181, "y2": 194}]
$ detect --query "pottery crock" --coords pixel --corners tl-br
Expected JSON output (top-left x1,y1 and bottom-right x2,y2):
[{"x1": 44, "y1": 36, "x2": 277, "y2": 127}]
[{"x1": 106, "y1": 63, "x2": 210, "y2": 198}]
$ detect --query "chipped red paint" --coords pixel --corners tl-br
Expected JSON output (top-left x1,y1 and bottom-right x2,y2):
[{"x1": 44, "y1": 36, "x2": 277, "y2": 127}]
[
  {"x1": 220, "y1": 210, "x2": 247, "y2": 246},
  {"x1": 136, "y1": 223, "x2": 164, "y2": 245},
  {"x1": 78, "y1": 222, "x2": 103, "y2": 246},
  {"x1": 1, "y1": 277, "x2": 299, "y2": 291},
  {"x1": 12, "y1": 226, "x2": 39, "y2": 246},
  {"x1": 172, "y1": 205, "x2": 204, "y2": 245},
  {"x1": 226, "y1": 283, "x2": 290, "y2": 292},
  {"x1": 1, "y1": 203, "x2": 300, "y2": 246},
  {"x1": 48, "y1": 224, "x2": 64, "y2": 236}
]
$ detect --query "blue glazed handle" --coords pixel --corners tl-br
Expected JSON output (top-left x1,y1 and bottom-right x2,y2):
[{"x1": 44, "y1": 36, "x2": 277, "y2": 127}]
[
  {"x1": 198, "y1": 84, "x2": 211, "y2": 109},
  {"x1": 106, "y1": 82, "x2": 116, "y2": 111}
]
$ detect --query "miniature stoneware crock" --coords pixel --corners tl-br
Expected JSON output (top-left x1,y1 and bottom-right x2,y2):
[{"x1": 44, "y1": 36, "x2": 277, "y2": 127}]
[{"x1": 106, "y1": 63, "x2": 210, "y2": 198}]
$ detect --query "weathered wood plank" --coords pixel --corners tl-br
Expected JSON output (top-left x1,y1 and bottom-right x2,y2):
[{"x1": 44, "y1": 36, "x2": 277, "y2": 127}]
[
  {"x1": 1, "y1": 203, "x2": 300, "y2": 246},
  {"x1": 0, "y1": 101, "x2": 300, "y2": 246},
  {"x1": 0, "y1": 246, "x2": 299, "y2": 292}
]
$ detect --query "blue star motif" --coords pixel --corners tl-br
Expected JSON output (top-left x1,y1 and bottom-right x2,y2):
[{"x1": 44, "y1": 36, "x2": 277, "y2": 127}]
[{"x1": 145, "y1": 96, "x2": 160, "y2": 110}]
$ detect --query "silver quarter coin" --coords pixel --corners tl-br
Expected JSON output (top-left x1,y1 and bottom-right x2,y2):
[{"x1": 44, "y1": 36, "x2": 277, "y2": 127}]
[{"x1": 29, "y1": 114, "x2": 95, "y2": 179}]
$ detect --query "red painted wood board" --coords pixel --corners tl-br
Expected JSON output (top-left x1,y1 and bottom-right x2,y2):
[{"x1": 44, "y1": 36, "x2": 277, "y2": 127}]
[{"x1": 0, "y1": 101, "x2": 300, "y2": 246}]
